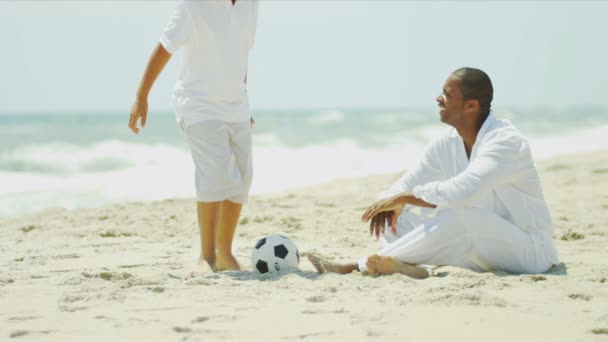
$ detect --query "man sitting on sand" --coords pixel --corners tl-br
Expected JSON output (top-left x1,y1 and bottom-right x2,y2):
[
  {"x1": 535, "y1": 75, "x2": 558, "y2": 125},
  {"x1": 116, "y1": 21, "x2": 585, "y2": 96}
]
[{"x1": 308, "y1": 67, "x2": 559, "y2": 278}]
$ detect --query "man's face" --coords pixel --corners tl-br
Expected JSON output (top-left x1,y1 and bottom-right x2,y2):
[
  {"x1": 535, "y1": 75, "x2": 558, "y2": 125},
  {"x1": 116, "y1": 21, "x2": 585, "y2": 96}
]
[{"x1": 436, "y1": 76, "x2": 465, "y2": 126}]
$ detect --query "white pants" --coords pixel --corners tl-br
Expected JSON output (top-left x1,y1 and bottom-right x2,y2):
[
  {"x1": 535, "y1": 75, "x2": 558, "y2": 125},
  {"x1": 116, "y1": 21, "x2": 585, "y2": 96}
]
[
  {"x1": 358, "y1": 208, "x2": 554, "y2": 274},
  {"x1": 180, "y1": 119, "x2": 252, "y2": 204}
]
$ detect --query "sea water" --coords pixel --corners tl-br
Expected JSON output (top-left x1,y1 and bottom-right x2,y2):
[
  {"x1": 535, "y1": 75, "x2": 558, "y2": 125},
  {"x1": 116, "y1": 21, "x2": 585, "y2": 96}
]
[{"x1": 1, "y1": 107, "x2": 607, "y2": 217}]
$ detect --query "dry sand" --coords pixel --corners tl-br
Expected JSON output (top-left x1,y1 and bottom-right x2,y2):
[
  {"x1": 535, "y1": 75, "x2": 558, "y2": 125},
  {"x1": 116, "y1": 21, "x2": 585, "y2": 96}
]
[{"x1": 1, "y1": 150, "x2": 607, "y2": 341}]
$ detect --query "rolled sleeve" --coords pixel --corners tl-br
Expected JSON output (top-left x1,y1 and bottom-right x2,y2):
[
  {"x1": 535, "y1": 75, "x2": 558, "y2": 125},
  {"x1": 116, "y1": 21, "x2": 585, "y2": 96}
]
[
  {"x1": 414, "y1": 133, "x2": 524, "y2": 207},
  {"x1": 160, "y1": 1, "x2": 193, "y2": 55},
  {"x1": 412, "y1": 182, "x2": 449, "y2": 206}
]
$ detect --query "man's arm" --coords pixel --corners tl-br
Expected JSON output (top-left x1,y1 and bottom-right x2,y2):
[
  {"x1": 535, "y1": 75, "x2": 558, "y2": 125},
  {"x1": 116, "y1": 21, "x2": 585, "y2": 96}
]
[
  {"x1": 412, "y1": 133, "x2": 524, "y2": 207},
  {"x1": 363, "y1": 140, "x2": 443, "y2": 238},
  {"x1": 128, "y1": 43, "x2": 172, "y2": 134}
]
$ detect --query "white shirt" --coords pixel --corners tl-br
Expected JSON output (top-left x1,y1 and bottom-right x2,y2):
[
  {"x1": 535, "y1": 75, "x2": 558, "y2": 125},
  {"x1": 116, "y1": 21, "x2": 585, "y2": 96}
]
[
  {"x1": 160, "y1": 0, "x2": 259, "y2": 125},
  {"x1": 381, "y1": 112, "x2": 559, "y2": 264}
]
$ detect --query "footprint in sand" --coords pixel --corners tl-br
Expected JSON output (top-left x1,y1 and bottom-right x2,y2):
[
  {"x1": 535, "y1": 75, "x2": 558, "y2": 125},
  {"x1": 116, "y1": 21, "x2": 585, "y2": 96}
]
[
  {"x1": 9, "y1": 330, "x2": 29, "y2": 338},
  {"x1": 1, "y1": 278, "x2": 15, "y2": 285},
  {"x1": 568, "y1": 293, "x2": 592, "y2": 301},
  {"x1": 253, "y1": 215, "x2": 273, "y2": 223},
  {"x1": 173, "y1": 327, "x2": 192, "y2": 333},
  {"x1": 306, "y1": 295, "x2": 326, "y2": 303},
  {"x1": 98, "y1": 272, "x2": 133, "y2": 281},
  {"x1": 99, "y1": 231, "x2": 135, "y2": 238},
  {"x1": 8, "y1": 316, "x2": 39, "y2": 321},
  {"x1": 191, "y1": 316, "x2": 210, "y2": 323},
  {"x1": 19, "y1": 225, "x2": 37, "y2": 233},
  {"x1": 560, "y1": 230, "x2": 585, "y2": 241},
  {"x1": 58, "y1": 294, "x2": 90, "y2": 312},
  {"x1": 527, "y1": 275, "x2": 547, "y2": 282},
  {"x1": 148, "y1": 287, "x2": 165, "y2": 293}
]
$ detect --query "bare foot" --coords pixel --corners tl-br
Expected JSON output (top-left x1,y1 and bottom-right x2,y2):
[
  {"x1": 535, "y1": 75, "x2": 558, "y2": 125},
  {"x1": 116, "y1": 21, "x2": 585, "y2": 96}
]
[
  {"x1": 215, "y1": 253, "x2": 241, "y2": 271},
  {"x1": 366, "y1": 255, "x2": 430, "y2": 279},
  {"x1": 197, "y1": 257, "x2": 216, "y2": 273},
  {"x1": 307, "y1": 254, "x2": 358, "y2": 274},
  {"x1": 199, "y1": 256, "x2": 216, "y2": 272}
]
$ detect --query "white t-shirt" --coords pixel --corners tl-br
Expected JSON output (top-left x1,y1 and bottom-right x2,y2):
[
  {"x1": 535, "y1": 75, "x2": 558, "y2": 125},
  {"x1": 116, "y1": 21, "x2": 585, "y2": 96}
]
[{"x1": 160, "y1": 0, "x2": 259, "y2": 125}]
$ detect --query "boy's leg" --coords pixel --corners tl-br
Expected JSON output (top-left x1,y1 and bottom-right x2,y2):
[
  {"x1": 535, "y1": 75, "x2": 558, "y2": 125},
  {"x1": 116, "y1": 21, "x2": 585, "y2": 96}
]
[
  {"x1": 197, "y1": 201, "x2": 222, "y2": 270},
  {"x1": 212, "y1": 121, "x2": 252, "y2": 271},
  {"x1": 215, "y1": 200, "x2": 242, "y2": 270}
]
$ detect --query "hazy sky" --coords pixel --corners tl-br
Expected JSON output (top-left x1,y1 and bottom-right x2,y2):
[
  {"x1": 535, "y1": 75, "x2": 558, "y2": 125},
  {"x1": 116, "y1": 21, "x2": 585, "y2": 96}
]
[{"x1": 0, "y1": 1, "x2": 606, "y2": 112}]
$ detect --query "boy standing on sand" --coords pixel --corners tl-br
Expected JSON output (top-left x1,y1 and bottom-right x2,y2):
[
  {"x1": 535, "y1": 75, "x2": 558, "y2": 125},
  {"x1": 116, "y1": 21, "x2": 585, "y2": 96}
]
[{"x1": 128, "y1": 0, "x2": 259, "y2": 271}]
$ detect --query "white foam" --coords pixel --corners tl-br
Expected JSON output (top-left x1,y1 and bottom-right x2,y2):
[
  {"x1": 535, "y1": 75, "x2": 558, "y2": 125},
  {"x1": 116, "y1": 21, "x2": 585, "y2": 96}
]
[
  {"x1": 0, "y1": 140, "x2": 189, "y2": 175},
  {"x1": 307, "y1": 110, "x2": 345, "y2": 124},
  {"x1": 251, "y1": 139, "x2": 424, "y2": 195},
  {"x1": 2, "y1": 125, "x2": 608, "y2": 217},
  {"x1": 526, "y1": 125, "x2": 608, "y2": 161}
]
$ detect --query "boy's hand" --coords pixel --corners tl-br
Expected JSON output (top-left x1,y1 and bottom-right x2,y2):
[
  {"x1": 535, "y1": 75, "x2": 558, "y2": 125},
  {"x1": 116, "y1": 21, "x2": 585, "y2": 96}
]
[{"x1": 129, "y1": 97, "x2": 148, "y2": 134}]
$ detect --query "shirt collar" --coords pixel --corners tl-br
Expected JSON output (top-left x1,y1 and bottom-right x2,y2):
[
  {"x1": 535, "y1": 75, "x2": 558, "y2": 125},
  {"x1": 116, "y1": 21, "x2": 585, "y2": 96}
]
[{"x1": 476, "y1": 110, "x2": 496, "y2": 141}]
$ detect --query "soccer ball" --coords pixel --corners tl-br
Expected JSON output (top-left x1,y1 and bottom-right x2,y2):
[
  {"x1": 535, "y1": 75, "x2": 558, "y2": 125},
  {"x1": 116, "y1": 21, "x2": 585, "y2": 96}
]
[{"x1": 251, "y1": 234, "x2": 300, "y2": 274}]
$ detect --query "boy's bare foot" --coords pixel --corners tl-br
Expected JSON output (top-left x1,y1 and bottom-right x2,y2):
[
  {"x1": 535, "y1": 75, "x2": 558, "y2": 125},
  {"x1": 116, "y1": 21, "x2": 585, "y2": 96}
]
[
  {"x1": 307, "y1": 254, "x2": 358, "y2": 274},
  {"x1": 366, "y1": 255, "x2": 430, "y2": 279},
  {"x1": 215, "y1": 253, "x2": 241, "y2": 271},
  {"x1": 197, "y1": 257, "x2": 216, "y2": 273}
]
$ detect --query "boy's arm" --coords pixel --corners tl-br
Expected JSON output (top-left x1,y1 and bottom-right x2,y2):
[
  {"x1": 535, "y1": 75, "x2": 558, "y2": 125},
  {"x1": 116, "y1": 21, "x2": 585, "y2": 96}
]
[{"x1": 129, "y1": 43, "x2": 172, "y2": 134}]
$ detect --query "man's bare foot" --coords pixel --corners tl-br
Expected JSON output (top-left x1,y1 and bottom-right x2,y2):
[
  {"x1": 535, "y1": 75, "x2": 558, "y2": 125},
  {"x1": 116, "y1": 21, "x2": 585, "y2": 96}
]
[
  {"x1": 366, "y1": 255, "x2": 430, "y2": 279},
  {"x1": 307, "y1": 254, "x2": 358, "y2": 274},
  {"x1": 215, "y1": 253, "x2": 241, "y2": 271}
]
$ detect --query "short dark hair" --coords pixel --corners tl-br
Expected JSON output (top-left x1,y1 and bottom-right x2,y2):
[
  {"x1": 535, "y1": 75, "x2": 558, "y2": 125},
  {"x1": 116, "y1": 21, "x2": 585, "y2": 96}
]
[{"x1": 451, "y1": 67, "x2": 493, "y2": 116}]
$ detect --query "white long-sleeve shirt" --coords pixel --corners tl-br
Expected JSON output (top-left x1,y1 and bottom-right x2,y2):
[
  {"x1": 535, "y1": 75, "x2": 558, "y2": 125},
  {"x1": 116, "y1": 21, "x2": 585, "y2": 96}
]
[{"x1": 380, "y1": 112, "x2": 559, "y2": 265}]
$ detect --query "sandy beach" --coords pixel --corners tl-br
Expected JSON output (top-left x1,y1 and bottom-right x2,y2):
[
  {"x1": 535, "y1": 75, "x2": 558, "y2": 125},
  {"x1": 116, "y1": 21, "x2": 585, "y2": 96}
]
[{"x1": 1, "y1": 150, "x2": 607, "y2": 341}]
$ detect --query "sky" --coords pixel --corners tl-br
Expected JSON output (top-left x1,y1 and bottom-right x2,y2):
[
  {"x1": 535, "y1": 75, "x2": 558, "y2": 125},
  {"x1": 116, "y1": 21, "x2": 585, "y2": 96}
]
[{"x1": 0, "y1": 1, "x2": 607, "y2": 113}]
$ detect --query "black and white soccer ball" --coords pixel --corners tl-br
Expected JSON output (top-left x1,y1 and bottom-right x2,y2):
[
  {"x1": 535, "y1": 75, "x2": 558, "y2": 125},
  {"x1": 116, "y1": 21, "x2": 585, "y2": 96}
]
[{"x1": 251, "y1": 234, "x2": 300, "y2": 274}]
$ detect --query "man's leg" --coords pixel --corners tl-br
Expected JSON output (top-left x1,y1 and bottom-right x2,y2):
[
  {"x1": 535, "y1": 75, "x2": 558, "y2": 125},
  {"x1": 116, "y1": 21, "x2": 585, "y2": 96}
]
[
  {"x1": 307, "y1": 254, "x2": 430, "y2": 279},
  {"x1": 365, "y1": 255, "x2": 431, "y2": 279},
  {"x1": 307, "y1": 255, "x2": 358, "y2": 274},
  {"x1": 308, "y1": 210, "x2": 424, "y2": 276},
  {"x1": 197, "y1": 201, "x2": 222, "y2": 270},
  {"x1": 310, "y1": 208, "x2": 539, "y2": 277},
  {"x1": 366, "y1": 208, "x2": 541, "y2": 275},
  {"x1": 309, "y1": 208, "x2": 468, "y2": 277},
  {"x1": 215, "y1": 200, "x2": 242, "y2": 270}
]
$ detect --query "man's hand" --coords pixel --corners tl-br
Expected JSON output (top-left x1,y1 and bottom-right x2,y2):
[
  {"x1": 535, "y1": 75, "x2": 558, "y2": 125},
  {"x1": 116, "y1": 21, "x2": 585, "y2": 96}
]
[
  {"x1": 361, "y1": 195, "x2": 407, "y2": 236},
  {"x1": 369, "y1": 211, "x2": 394, "y2": 239},
  {"x1": 129, "y1": 97, "x2": 148, "y2": 134}
]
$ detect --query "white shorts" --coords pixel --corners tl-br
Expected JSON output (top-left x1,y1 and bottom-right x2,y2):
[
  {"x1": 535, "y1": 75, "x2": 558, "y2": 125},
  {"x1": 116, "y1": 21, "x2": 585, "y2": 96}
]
[{"x1": 179, "y1": 119, "x2": 253, "y2": 204}]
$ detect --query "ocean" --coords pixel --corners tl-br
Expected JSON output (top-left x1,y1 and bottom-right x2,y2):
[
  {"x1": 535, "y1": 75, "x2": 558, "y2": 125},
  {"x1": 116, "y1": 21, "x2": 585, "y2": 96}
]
[{"x1": 1, "y1": 107, "x2": 607, "y2": 218}]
